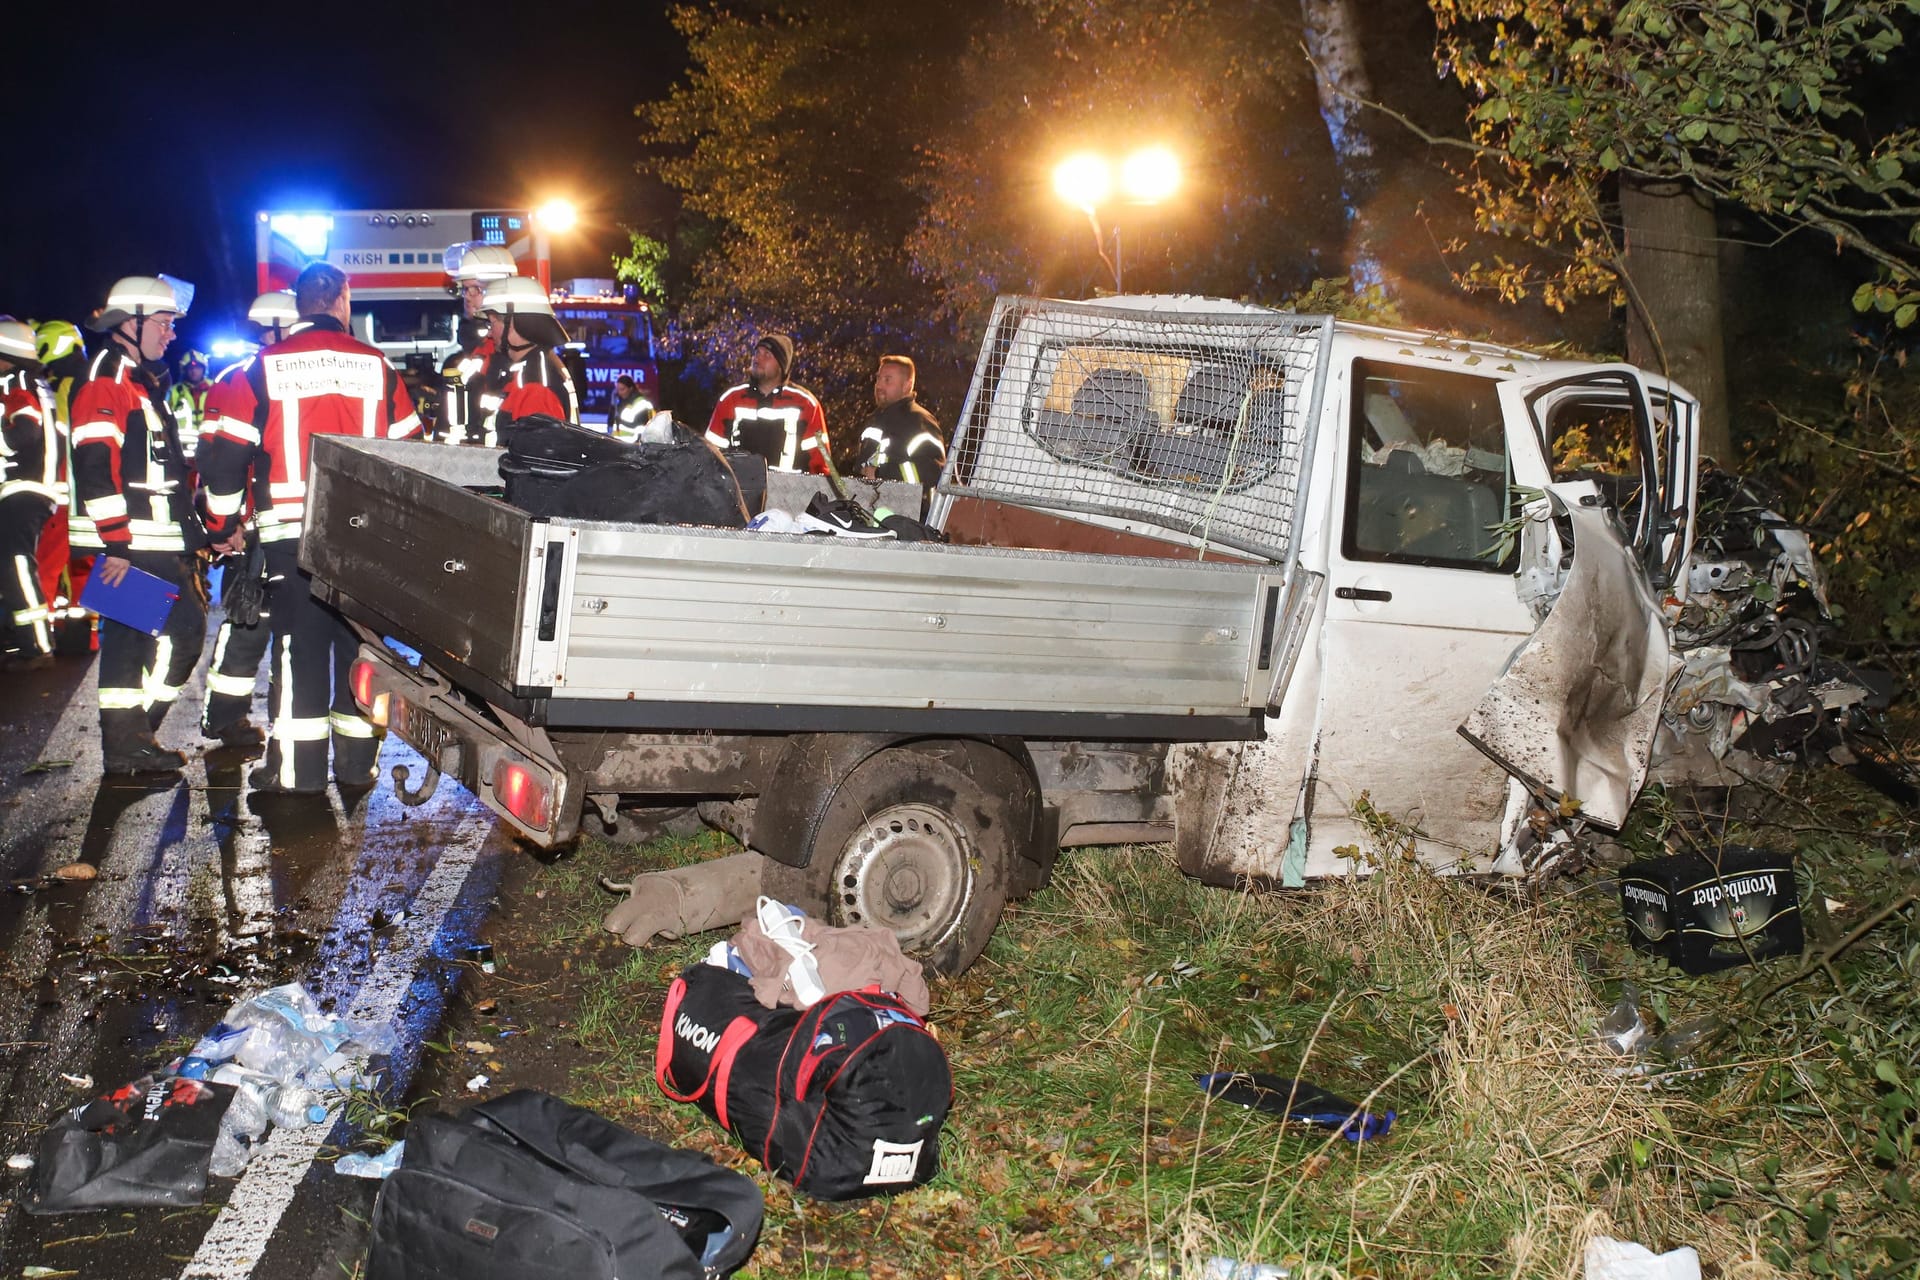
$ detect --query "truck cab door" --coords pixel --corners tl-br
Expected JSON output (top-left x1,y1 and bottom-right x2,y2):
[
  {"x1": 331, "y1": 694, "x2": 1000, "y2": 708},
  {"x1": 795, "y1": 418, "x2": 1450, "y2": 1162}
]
[
  {"x1": 1496, "y1": 365, "x2": 1700, "y2": 596},
  {"x1": 1452, "y1": 367, "x2": 1701, "y2": 832},
  {"x1": 1299, "y1": 354, "x2": 1560, "y2": 875}
]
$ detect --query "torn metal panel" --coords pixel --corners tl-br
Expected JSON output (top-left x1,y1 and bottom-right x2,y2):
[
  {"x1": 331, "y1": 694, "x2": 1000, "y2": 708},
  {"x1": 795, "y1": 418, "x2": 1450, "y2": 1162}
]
[{"x1": 1459, "y1": 485, "x2": 1677, "y2": 830}]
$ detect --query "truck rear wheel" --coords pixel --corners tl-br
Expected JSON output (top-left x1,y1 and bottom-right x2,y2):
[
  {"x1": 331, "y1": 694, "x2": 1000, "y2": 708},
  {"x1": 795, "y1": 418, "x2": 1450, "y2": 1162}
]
[{"x1": 761, "y1": 749, "x2": 1014, "y2": 977}]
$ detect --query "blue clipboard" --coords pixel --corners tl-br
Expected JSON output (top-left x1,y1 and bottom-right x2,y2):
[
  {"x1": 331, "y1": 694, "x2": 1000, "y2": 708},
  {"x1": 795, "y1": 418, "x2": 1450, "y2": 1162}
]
[{"x1": 79, "y1": 563, "x2": 180, "y2": 636}]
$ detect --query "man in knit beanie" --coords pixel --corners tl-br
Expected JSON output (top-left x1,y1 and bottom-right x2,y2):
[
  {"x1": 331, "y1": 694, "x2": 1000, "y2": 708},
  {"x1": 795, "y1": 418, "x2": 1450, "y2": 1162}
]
[{"x1": 703, "y1": 332, "x2": 832, "y2": 474}]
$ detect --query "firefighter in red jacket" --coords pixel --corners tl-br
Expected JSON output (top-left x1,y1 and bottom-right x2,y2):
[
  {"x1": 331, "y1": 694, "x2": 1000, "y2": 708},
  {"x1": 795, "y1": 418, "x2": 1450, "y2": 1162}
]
[
  {"x1": 1, "y1": 319, "x2": 61, "y2": 669},
  {"x1": 196, "y1": 263, "x2": 421, "y2": 794},
  {"x1": 704, "y1": 332, "x2": 830, "y2": 473},
  {"x1": 195, "y1": 290, "x2": 301, "y2": 749},
  {"x1": 436, "y1": 244, "x2": 516, "y2": 444},
  {"x1": 71, "y1": 275, "x2": 206, "y2": 775},
  {"x1": 479, "y1": 276, "x2": 578, "y2": 438}
]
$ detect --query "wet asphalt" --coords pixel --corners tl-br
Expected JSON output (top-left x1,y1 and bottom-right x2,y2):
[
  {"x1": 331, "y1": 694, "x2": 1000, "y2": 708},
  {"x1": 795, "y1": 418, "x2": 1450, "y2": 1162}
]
[{"x1": 0, "y1": 623, "x2": 511, "y2": 1279}]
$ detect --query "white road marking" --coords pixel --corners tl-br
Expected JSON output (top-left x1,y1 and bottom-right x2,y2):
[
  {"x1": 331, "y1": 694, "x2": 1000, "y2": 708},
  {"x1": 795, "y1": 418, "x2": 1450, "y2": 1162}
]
[{"x1": 178, "y1": 808, "x2": 493, "y2": 1280}]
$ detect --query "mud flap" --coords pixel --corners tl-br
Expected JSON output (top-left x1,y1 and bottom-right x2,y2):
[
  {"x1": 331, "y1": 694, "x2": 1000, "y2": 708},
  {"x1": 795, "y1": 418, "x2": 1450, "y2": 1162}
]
[{"x1": 1458, "y1": 486, "x2": 1677, "y2": 831}]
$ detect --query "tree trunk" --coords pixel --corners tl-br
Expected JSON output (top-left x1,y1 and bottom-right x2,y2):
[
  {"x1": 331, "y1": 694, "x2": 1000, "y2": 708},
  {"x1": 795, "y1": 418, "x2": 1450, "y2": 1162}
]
[
  {"x1": 1298, "y1": 0, "x2": 1382, "y2": 286},
  {"x1": 1620, "y1": 177, "x2": 1732, "y2": 464}
]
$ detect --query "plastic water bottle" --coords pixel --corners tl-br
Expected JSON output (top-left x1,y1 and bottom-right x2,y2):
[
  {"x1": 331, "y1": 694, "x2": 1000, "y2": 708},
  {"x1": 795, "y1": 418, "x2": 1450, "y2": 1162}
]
[
  {"x1": 270, "y1": 1084, "x2": 319, "y2": 1130},
  {"x1": 209, "y1": 1084, "x2": 270, "y2": 1178}
]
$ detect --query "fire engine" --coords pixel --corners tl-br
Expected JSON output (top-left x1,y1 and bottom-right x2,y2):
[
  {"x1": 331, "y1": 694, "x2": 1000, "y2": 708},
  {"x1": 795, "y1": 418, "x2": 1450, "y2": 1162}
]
[{"x1": 549, "y1": 278, "x2": 661, "y2": 426}]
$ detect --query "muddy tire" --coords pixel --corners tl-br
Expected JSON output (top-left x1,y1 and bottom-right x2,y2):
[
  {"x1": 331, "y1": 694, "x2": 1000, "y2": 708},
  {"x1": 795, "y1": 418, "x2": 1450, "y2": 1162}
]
[{"x1": 761, "y1": 750, "x2": 1014, "y2": 977}]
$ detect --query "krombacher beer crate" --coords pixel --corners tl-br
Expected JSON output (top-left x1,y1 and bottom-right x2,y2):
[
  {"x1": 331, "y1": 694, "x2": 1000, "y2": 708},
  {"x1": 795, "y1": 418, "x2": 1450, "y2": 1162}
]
[{"x1": 1619, "y1": 846, "x2": 1803, "y2": 974}]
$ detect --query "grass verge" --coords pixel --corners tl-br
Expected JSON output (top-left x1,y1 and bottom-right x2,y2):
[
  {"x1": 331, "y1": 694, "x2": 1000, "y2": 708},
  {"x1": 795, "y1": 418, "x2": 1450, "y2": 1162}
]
[{"x1": 424, "y1": 763, "x2": 1917, "y2": 1279}]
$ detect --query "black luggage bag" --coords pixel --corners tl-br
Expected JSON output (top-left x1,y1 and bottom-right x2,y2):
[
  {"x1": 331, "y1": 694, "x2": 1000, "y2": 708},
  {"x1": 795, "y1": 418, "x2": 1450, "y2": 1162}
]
[
  {"x1": 548, "y1": 428, "x2": 750, "y2": 529},
  {"x1": 497, "y1": 416, "x2": 636, "y2": 514},
  {"x1": 366, "y1": 1089, "x2": 762, "y2": 1280},
  {"x1": 657, "y1": 964, "x2": 951, "y2": 1200}
]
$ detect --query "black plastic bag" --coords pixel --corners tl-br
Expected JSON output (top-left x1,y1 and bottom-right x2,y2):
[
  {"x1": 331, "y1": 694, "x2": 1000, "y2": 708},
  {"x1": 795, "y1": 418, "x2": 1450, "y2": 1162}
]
[
  {"x1": 223, "y1": 528, "x2": 268, "y2": 628},
  {"x1": 26, "y1": 1075, "x2": 235, "y2": 1213},
  {"x1": 549, "y1": 429, "x2": 749, "y2": 529}
]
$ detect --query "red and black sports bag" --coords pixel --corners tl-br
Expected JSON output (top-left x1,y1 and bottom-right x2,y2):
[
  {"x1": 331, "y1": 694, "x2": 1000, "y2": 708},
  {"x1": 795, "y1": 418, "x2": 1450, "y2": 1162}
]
[{"x1": 657, "y1": 963, "x2": 950, "y2": 1200}]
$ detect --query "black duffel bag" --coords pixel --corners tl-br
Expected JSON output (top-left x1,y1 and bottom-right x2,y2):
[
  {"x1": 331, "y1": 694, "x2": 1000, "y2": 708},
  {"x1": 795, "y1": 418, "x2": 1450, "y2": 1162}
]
[
  {"x1": 657, "y1": 964, "x2": 950, "y2": 1200},
  {"x1": 548, "y1": 426, "x2": 750, "y2": 529},
  {"x1": 366, "y1": 1089, "x2": 762, "y2": 1280},
  {"x1": 497, "y1": 415, "x2": 637, "y2": 514}
]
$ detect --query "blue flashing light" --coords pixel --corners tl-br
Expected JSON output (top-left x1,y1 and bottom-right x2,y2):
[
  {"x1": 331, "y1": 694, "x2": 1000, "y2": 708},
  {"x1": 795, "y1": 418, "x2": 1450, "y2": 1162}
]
[
  {"x1": 270, "y1": 213, "x2": 334, "y2": 259},
  {"x1": 209, "y1": 338, "x2": 258, "y2": 361}
]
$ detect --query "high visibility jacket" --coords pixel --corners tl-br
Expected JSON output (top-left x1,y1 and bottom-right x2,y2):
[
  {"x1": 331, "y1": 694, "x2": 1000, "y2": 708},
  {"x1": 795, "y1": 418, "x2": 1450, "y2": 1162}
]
[
  {"x1": 168, "y1": 379, "x2": 211, "y2": 460},
  {"x1": 1, "y1": 369, "x2": 61, "y2": 502},
  {"x1": 493, "y1": 347, "x2": 578, "y2": 435},
  {"x1": 705, "y1": 382, "x2": 830, "y2": 474},
  {"x1": 610, "y1": 391, "x2": 656, "y2": 443},
  {"x1": 438, "y1": 328, "x2": 495, "y2": 444},
  {"x1": 198, "y1": 356, "x2": 277, "y2": 521},
  {"x1": 197, "y1": 316, "x2": 420, "y2": 545},
  {"x1": 70, "y1": 347, "x2": 199, "y2": 553},
  {"x1": 856, "y1": 396, "x2": 946, "y2": 487}
]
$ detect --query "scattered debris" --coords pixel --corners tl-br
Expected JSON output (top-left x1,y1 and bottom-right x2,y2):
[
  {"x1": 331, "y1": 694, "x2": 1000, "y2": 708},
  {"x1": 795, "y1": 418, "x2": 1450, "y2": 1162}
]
[
  {"x1": 6, "y1": 1153, "x2": 34, "y2": 1171},
  {"x1": 1584, "y1": 1235, "x2": 1701, "y2": 1280},
  {"x1": 1194, "y1": 1072, "x2": 1394, "y2": 1141},
  {"x1": 56, "y1": 1074, "x2": 92, "y2": 1091},
  {"x1": 466, "y1": 1074, "x2": 490, "y2": 1093},
  {"x1": 333, "y1": 1142, "x2": 405, "y2": 1179},
  {"x1": 49, "y1": 864, "x2": 96, "y2": 882},
  {"x1": 22, "y1": 759, "x2": 75, "y2": 775},
  {"x1": 1620, "y1": 847, "x2": 1802, "y2": 973}
]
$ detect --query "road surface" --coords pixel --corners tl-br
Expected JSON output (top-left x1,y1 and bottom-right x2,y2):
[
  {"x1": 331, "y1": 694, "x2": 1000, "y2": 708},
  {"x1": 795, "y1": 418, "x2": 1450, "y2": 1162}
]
[{"x1": 0, "y1": 625, "x2": 510, "y2": 1279}]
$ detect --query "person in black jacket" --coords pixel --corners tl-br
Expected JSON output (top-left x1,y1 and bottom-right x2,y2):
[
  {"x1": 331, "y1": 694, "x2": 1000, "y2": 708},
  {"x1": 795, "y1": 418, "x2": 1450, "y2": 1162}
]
[{"x1": 856, "y1": 355, "x2": 945, "y2": 505}]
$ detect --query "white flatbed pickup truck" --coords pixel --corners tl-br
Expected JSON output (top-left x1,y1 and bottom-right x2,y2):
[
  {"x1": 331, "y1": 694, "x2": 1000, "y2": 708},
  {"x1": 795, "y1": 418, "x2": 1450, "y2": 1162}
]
[{"x1": 305, "y1": 295, "x2": 1706, "y2": 972}]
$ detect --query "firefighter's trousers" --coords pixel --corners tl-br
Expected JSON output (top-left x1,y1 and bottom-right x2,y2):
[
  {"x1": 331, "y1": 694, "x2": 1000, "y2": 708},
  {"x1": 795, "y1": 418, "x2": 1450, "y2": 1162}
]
[
  {"x1": 1, "y1": 493, "x2": 54, "y2": 657},
  {"x1": 258, "y1": 542, "x2": 382, "y2": 790},
  {"x1": 97, "y1": 550, "x2": 207, "y2": 752},
  {"x1": 202, "y1": 605, "x2": 271, "y2": 734}
]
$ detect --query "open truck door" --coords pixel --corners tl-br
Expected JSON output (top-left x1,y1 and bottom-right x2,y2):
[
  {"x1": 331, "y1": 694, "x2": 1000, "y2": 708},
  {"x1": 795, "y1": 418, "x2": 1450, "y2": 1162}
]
[{"x1": 1458, "y1": 368, "x2": 1700, "y2": 836}]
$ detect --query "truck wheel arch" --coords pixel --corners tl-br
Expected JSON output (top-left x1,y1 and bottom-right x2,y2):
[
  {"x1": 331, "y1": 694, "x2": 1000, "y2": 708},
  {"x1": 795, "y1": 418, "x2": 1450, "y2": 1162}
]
[
  {"x1": 750, "y1": 734, "x2": 1046, "y2": 877},
  {"x1": 757, "y1": 738, "x2": 1043, "y2": 976}
]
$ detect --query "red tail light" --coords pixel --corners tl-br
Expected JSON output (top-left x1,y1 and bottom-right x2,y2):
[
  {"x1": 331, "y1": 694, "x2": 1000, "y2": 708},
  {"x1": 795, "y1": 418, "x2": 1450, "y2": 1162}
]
[
  {"x1": 492, "y1": 757, "x2": 552, "y2": 831},
  {"x1": 350, "y1": 659, "x2": 376, "y2": 710}
]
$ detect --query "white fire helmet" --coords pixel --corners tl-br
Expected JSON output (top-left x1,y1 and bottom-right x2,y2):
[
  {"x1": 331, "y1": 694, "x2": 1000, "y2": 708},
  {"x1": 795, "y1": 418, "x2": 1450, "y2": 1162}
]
[
  {"x1": 480, "y1": 276, "x2": 555, "y2": 318},
  {"x1": 247, "y1": 290, "x2": 300, "y2": 335},
  {"x1": 0, "y1": 319, "x2": 37, "y2": 363},
  {"x1": 445, "y1": 243, "x2": 518, "y2": 281}
]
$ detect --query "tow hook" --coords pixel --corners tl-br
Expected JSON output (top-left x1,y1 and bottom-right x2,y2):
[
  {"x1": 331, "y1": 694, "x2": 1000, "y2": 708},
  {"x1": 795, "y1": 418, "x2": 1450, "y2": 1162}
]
[
  {"x1": 393, "y1": 744, "x2": 461, "y2": 806},
  {"x1": 391, "y1": 761, "x2": 441, "y2": 806}
]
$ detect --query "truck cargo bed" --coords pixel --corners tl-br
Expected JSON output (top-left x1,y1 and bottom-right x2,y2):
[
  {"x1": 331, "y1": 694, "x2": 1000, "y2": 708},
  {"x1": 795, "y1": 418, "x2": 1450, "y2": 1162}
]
[{"x1": 304, "y1": 437, "x2": 1278, "y2": 739}]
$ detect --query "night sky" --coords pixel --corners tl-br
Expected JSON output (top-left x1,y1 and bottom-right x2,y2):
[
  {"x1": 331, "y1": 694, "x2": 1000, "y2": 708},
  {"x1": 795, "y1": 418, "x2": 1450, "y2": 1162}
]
[{"x1": 6, "y1": 0, "x2": 682, "y2": 345}]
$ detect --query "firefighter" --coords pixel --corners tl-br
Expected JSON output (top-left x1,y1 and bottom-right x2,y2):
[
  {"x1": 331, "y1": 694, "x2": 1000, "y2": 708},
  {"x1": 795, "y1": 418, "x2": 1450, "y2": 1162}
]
[
  {"x1": 71, "y1": 275, "x2": 207, "y2": 775},
  {"x1": 0, "y1": 319, "x2": 60, "y2": 669},
  {"x1": 704, "y1": 333, "x2": 831, "y2": 474},
  {"x1": 856, "y1": 354, "x2": 946, "y2": 505},
  {"x1": 195, "y1": 291, "x2": 302, "y2": 749},
  {"x1": 610, "y1": 374, "x2": 656, "y2": 442},
  {"x1": 168, "y1": 348, "x2": 212, "y2": 460},
  {"x1": 196, "y1": 263, "x2": 420, "y2": 794},
  {"x1": 481, "y1": 276, "x2": 578, "y2": 435},
  {"x1": 33, "y1": 320, "x2": 94, "y2": 650},
  {"x1": 436, "y1": 244, "x2": 516, "y2": 444}
]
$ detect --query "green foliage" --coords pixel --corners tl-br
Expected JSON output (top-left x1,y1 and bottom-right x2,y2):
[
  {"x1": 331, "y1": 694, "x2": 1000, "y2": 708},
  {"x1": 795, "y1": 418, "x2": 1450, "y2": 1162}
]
[
  {"x1": 1431, "y1": 0, "x2": 1920, "y2": 318},
  {"x1": 609, "y1": 230, "x2": 671, "y2": 306},
  {"x1": 637, "y1": 0, "x2": 1343, "y2": 434}
]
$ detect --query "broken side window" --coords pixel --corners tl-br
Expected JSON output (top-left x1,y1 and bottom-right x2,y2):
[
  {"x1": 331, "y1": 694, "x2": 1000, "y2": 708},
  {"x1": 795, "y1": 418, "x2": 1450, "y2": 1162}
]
[
  {"x1": 1342, "y1": 360, "x2": 1514, "y2": 571},
  {"x1": 1537, "y1": 375, "x2": 1656, "y2": 549}
]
